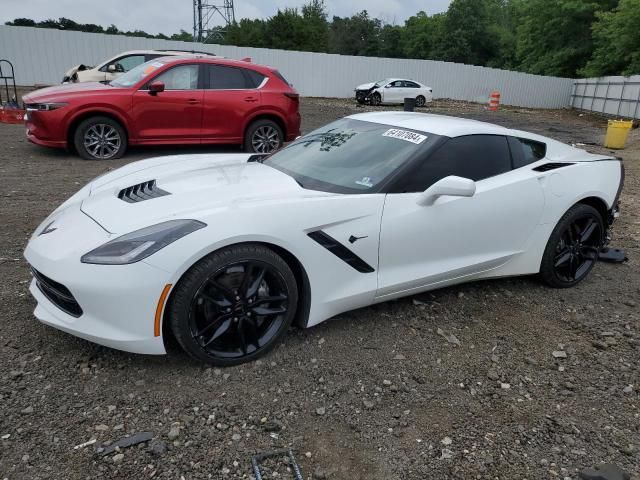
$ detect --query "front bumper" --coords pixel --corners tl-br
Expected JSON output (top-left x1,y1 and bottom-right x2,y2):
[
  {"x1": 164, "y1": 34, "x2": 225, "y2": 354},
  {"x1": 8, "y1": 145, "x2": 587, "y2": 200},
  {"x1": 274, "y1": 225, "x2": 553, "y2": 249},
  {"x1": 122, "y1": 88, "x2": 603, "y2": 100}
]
[{"x1": 24, "y1": 207, "x2": 171, "y2": 355}]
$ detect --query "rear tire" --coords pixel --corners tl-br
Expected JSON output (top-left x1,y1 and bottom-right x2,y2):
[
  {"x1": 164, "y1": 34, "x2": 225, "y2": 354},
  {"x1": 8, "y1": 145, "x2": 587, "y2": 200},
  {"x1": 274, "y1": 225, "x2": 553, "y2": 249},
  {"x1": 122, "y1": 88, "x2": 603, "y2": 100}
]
[
  {"x1": 73, "y1": 116, "x2": 126, "y2": 160},
  {"x1": 540, "y1": 204, "x2": 604, "y2": 288},
  {"x1": 244, "y1": 119, "x2": 284, "y2": 154},
  {"x1": 167, "y1": 244, "x2": 298, "y2": 366},
  {"x1": 416, "y1": 95, "x2": 426, "y2": 107}
]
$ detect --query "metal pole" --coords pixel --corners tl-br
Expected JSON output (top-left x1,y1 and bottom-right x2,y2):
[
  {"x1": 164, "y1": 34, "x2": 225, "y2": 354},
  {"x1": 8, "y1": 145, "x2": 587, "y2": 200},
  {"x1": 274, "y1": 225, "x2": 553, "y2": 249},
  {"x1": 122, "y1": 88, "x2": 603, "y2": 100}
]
[
  {"x1": 580, "y1": 82, "x2": 587, "y2": 110},
  {"x1": 198, "y1": 0, "x2": 203, "y2": 42},
  {"x1": 633, "y1": 87, "x2": 640, "y2": 120},
  {"x1": 617, "y1": 80, "x2": 626, "y2": 117},
  {"x1": 590, "y1": 81, "x2": 599, "y2": 111},
  {"x1": 603, "y1": 82, "x2": 611, "y2": 114}
]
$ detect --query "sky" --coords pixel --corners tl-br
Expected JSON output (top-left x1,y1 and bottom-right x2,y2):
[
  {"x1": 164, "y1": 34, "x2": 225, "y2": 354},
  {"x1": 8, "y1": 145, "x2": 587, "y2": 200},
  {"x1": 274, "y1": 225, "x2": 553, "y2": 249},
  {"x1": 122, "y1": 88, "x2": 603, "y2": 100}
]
[{"x1": 1, "y1": 0, "x2": 453, "y2": 36}]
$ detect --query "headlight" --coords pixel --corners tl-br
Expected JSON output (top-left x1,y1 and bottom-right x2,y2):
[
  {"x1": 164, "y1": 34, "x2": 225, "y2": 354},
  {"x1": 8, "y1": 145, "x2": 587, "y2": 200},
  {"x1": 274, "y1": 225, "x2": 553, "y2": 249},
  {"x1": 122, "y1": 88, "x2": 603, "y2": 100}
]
[
  {"x1": 81, "y1": 219, "x2": 206, "y2": 265},
  {"x1": 26, "y1": 102, "x2": 68, "y2": 112}
]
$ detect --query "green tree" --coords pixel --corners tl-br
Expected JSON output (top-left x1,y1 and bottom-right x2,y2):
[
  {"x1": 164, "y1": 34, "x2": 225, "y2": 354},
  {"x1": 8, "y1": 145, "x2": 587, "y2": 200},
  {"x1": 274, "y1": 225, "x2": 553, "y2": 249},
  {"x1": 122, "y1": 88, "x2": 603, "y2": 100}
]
[
  {"x1": 300, "y1": 0, "x2": 329, "y2": 52},
  {"x1": 263, "y1": 8, "x2": 306, "y2": 50},
  {"x1": 378, "y1": 24, "x2": 404, "y2": 58},
  {"x1": 516, "y1": 0, "x2": 618, "y2": 77},
  {"x1": 6, "y1": 18, "x2": 36, "y2": 27},
  {"x1": 439, "y1": 0, "x2": 500, "y2": 66},
  {"x1": 402, "y1": 12, "x2": 446, "y2": 60},
  {"x1": 328, "y1": 11, "x2": 381, "y2": 56},
  {"x1": 224, "y1": 19, "x2": 267, "y2": 47},
  {"x1": 582, "y1": 0, "x2": 640, "y2": 76}
]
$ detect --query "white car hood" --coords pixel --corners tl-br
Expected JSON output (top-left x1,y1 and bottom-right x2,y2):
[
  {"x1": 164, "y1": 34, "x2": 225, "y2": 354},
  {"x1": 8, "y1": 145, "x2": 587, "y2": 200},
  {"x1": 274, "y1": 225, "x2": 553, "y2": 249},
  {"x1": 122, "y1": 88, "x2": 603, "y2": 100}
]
[
  {"x1": 356, "y1": 82, "x2": 377, "y2": 90},
  {"x1": 81, "y1": 154, "x2": 332, "y2": 234}
]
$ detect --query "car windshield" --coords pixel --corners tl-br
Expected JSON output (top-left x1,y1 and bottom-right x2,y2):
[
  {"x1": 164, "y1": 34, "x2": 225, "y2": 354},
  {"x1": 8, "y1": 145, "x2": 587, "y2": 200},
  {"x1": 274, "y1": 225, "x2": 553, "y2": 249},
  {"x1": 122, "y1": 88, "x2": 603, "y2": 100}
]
[
  {"x1": 264, "y1": 118, "x2": 436, "y2": 193},
  {"x1": 374, "y1": 78, "x2": 389, "y2": 87},
  {"x1": 110, "y1": 59, "x2": 169, "y2": 88}
]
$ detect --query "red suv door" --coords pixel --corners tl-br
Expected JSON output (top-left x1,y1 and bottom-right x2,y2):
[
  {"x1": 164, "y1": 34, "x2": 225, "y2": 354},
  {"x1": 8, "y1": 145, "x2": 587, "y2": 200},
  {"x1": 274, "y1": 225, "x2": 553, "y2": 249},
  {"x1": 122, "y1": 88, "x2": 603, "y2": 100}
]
[
  {"x1": 201, "y1": 64, "x2": 263, "y2": 142},
  {"x1": 131, "y1": 64, "x2": 204, "y2": 143}
]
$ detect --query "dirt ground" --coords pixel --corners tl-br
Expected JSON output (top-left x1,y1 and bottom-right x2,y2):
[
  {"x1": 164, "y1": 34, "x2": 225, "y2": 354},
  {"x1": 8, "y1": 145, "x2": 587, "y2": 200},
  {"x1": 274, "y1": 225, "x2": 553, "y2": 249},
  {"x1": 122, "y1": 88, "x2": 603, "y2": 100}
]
[{"x1": 1, "y1": 98, "x2": 638, "y2": 480}]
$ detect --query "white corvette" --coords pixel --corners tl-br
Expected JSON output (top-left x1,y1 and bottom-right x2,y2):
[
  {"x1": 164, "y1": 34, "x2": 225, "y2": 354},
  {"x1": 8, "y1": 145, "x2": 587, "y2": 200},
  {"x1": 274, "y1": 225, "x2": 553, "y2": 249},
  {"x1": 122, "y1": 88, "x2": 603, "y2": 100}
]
[
  {"x1": 24, "y1": 112, "x2": 624, "y2": 365},
  {"x1": 355, "y1": 78, "x2": 433, "y2": 106}
]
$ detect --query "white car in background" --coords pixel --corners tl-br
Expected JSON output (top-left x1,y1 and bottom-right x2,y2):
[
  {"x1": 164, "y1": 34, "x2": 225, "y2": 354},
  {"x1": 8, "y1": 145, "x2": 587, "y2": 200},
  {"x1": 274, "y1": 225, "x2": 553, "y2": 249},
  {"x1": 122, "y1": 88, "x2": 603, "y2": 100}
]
[
  {"x1": 61, "y1": 49, "x2": 216, "y2": 83},
  {"x1": 355, "y1": 78, "x2": 433, "y2": 107},
  {"x1": 24, "y1": 112, "x2": 623, "y2": 366}
]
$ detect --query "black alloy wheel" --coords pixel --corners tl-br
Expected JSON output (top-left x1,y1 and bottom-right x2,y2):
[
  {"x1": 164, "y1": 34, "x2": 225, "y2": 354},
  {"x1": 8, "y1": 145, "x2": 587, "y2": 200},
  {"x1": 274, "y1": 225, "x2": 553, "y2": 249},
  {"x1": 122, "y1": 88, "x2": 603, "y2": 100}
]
[
  {"x1": 415, "y1": 95, "x2": 426, "y2": 107},
  {"x1": 168, "y1": 244, "x2": 298, "y2": 365},
  {"x1": 540, "y1": 204, "x2": 604, "y2": 288},
  {"x1": 370, "y1": 93, "x2": 381, "y2": 106}
]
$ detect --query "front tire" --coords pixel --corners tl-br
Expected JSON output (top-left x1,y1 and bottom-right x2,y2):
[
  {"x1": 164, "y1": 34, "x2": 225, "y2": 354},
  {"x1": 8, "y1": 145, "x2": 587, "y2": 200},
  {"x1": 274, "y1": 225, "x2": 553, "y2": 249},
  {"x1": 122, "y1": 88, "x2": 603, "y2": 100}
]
[
  {"x1": 73, "y1": 116, "x2": 126, "y2": 160},
  {"x1": 540, "y1": 204, "x2": 604, "y2": 288},
  {"x1": 370, "y1": 93, "x2": 382, "y2": 106},
  {"x1": 167, "y1": 244, "x2": 298, "y2": 366},
  {"x1": 244, "y1": 119, "x2": 283, "y2": 154}
]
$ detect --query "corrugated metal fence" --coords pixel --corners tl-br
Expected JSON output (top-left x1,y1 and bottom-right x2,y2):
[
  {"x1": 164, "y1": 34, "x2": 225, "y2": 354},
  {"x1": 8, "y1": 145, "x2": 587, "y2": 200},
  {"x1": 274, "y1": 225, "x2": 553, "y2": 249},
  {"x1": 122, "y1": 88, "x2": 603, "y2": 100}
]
[
  {"x1": 0, "y1": 25, "x2": 574, "y2": 108},
  {"x1": 571, "y1": 75, "x2": 640, "y2": 119}
]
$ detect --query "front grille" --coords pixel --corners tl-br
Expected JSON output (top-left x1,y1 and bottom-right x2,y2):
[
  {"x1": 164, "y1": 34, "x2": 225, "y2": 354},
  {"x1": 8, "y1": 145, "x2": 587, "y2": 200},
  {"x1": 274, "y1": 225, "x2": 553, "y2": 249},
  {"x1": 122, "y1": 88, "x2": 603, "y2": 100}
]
[
  {"x1": 533, "y1": 162, "x2": 575, "y2": 172},
  {"x1": 118, "y1": 180, "x2": 170, "y2": 203},
  {"x1": 31, "y1": 268, "x2": 83, "y2": 317}
]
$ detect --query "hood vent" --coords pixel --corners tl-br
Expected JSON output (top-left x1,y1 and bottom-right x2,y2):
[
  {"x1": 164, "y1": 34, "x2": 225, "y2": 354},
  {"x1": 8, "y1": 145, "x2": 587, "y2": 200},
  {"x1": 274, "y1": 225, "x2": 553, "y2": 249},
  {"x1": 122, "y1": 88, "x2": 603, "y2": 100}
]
[
  {"x1": 118, "y1": 180, "x2": 170, "y2": 203},
  {"x1": 533, "y1": 162, "x2": 575, "y2": 172}
]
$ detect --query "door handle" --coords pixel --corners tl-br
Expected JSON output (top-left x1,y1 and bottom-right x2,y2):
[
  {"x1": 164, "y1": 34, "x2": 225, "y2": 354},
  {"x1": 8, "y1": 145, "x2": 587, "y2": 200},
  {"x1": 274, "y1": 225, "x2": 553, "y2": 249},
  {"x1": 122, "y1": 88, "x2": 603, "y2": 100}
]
[
  {"x1": 187, "y1": 98, "x2": 199, "y2": 104},
  {"x1": 244, "y1": 97, "x2": 258, "y2": 103}
]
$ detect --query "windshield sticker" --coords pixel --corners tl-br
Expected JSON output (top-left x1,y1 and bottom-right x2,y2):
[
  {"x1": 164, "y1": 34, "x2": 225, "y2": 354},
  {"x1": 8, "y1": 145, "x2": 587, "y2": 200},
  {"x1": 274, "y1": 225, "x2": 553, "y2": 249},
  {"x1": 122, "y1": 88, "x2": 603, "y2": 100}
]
[
  {"x1": 355, "y1": 176, "x2": 374, "y2": 188},
  {"x1": 382, "y1": 128, "x2": 427, "y2": 144},
  {"x1": 142, "y1": 63, "x2": 162, "y2": 76}
]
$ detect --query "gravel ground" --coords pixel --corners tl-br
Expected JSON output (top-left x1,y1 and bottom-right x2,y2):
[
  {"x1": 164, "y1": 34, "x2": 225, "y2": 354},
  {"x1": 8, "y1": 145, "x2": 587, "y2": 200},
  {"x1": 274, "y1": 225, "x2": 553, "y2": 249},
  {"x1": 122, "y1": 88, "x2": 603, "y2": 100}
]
[{"x1": 1, "y1": 98, "x2": 639, "y2": 480}]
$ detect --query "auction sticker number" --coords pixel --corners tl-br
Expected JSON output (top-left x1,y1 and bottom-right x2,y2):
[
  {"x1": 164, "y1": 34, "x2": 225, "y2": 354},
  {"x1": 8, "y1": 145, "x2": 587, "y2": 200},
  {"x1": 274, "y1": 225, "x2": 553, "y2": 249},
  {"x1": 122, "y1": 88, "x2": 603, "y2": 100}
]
[{"x1": 382, "y1": 128, "x2": 427, "y2": 144}]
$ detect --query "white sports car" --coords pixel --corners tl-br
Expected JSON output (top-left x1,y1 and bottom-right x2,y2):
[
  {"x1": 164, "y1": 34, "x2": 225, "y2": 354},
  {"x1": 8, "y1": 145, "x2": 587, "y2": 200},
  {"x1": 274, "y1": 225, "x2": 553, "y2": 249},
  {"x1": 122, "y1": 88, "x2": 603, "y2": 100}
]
[
  {"x1": 355, "y1": 78, "x2": 433, "y2": 106},
  {"x1": 24, "y1": 112, "x2": 624, "y2": 365}
]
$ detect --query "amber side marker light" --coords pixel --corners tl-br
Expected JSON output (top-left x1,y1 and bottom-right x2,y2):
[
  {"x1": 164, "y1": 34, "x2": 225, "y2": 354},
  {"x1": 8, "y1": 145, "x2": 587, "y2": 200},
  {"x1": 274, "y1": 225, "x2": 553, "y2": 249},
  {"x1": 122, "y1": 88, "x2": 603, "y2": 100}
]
[{"x1": 154, "y1": 284, "x2": 173, "y2": 337}]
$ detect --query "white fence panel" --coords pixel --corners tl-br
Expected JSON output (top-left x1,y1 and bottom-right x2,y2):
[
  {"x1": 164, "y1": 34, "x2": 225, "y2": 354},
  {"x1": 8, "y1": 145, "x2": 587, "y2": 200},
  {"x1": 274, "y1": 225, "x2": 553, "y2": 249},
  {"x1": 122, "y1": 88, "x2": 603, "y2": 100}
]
[
  {"x1": 571, "y1": 75, "x2": 640, "y2": 119},
  {"x1": 0, "y1": 25, "x2": 573, "y2": 108}
]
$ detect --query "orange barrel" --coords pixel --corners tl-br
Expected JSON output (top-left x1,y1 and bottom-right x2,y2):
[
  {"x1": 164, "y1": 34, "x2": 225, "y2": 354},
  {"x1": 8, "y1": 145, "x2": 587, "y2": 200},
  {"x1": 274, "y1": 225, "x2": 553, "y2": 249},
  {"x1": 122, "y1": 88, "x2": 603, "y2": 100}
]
[{"x1": 488, "y1": 91, "x2": 501, "y2": 111}]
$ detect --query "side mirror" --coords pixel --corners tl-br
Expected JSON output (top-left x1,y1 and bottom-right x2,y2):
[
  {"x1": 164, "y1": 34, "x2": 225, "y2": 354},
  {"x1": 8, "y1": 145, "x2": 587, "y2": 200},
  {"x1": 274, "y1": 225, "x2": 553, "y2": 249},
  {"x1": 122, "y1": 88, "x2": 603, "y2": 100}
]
[
  {"x1": 148, "y1": 81, "x2": 165, "y2": 94},
  {"x1": 107, "y1": 64, "x2": 117, "y2": 73},
  {"x1": 416, "y1": 176, "x2": 476, "y2": 207},
  {"x1": 385, "y1": 84, "x2": 391, "y2": 88}
]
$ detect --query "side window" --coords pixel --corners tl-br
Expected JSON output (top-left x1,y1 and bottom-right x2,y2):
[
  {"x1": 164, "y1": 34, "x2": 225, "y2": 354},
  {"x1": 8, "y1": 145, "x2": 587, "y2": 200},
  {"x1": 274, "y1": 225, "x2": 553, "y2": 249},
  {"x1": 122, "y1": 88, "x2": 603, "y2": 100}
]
[
  {"x1": 404, "y1": 81, "x2": 420, "y2": 88},
  {"x1": 245, "y1": 69, "x2": 267, "y2": 88},
  {"x1": 397, "y1": 135, "x2": 512, "y2": 193},
  {"x1": 389, "y1": 80, "x2": 403, "y2": 88},
  {"x1": 208, "y1": 65, "x2": 249, "y2": 89},
  {"x1": 144, "y1": 54, "x2": 165, "y2": 62},
  {"x1": 153, "y1": 65, "x2": 199, "y2": 90},
  {"x1": 117, "y1": 55, "x2": 145, "y2": 72},
  {"x1": 509, "y1": 137, "x2": 547, "y2": 168}
]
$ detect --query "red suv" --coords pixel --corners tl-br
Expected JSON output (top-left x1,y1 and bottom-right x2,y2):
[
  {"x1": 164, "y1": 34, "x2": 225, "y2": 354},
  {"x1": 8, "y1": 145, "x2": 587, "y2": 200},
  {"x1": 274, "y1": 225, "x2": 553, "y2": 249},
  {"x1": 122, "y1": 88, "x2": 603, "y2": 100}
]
[{"x1": 23, "y1": 56, "x2": 301, "y2": 160}]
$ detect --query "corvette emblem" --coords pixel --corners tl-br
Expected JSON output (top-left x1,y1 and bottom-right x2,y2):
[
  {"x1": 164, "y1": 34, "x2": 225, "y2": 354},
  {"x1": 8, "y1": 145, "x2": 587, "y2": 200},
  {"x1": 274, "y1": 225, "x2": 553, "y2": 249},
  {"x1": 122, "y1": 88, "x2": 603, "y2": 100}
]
[{"x1": 38, "y1": 221, "x2": 57, "y2": 236}]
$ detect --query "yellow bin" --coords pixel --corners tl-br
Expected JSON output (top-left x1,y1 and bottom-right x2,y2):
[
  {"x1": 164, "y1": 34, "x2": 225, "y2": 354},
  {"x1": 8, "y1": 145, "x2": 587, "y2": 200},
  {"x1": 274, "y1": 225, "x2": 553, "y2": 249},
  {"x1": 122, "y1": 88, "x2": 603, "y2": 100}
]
[{"x1": 604, "y1": 120, "x2": 633, "y2": 149}]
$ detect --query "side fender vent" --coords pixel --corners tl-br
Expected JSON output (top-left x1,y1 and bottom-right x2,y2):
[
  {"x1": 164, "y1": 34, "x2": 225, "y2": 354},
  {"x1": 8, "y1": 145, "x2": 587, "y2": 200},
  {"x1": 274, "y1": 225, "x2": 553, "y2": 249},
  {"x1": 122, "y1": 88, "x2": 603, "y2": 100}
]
[
  {"x1": 533, "y1": 162, "x2": 575, "y2": 172},
  {"x1": 118, "y1": 180, "x2": 170, "y2": 203},
  {"x1": 308, "y1": 230, "x2": 375, "y2": 273}
]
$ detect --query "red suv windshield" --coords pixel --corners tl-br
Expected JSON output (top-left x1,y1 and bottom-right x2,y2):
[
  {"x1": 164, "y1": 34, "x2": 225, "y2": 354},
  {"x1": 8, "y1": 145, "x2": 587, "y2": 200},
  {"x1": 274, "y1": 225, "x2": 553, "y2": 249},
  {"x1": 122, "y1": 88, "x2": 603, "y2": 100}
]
[{"x1": 111, "y1": 59, "x2": 169, "y2": 88}]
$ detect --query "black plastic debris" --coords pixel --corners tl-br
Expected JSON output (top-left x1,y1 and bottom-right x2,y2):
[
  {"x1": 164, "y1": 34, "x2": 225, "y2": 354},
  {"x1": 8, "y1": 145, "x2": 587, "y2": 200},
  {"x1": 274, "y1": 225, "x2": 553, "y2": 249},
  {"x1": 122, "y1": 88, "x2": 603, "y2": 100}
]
[
  {"x1": 252, "y1": 448, "x2": 304, "y2": 480},
  {"x1": 96, "y1": 431, "x2": 154, "y2": 456},
  {"x1": 580, "y1": 464, "x2": 630, "y2": 480},
  {"x1": 599, "y1": 247, "x2": 627, "y2": 263}
]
